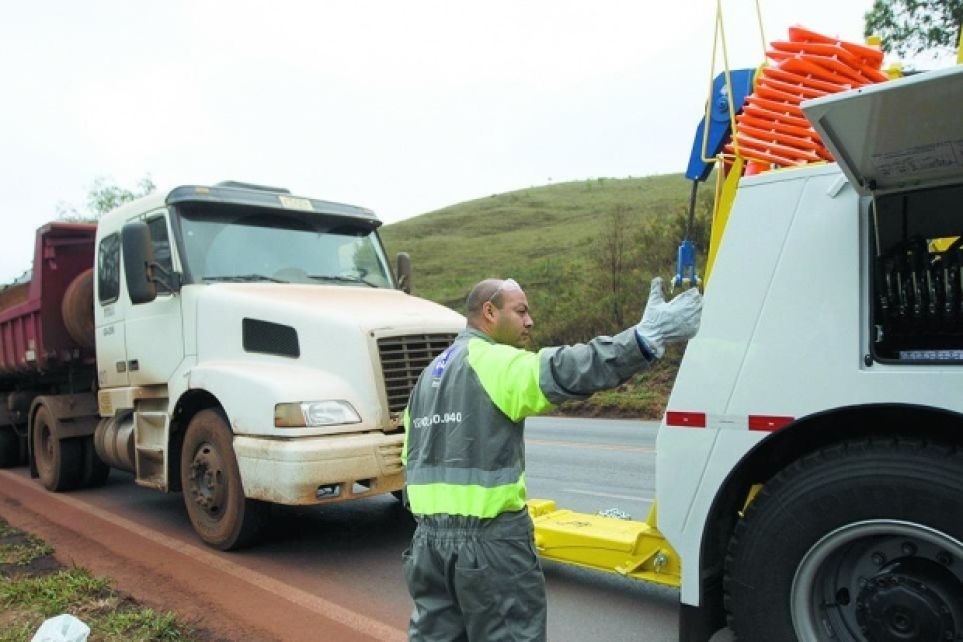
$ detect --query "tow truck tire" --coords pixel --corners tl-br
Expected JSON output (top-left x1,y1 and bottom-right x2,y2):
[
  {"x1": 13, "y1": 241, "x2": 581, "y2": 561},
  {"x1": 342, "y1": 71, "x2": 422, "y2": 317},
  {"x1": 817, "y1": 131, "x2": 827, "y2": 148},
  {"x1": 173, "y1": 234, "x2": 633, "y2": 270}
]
[
  {"x1": 180, "y1": 409, "x2": 268, "y2": 551},
  {"x1": 0, "y1": 426, "x2": 20, "y2": 468},
  {"x1": 724, "y1": 439, "x2": 963, "y2": 642},
  {"x1": 32, "y1": 406, "x2": 84, "y2": 491}
]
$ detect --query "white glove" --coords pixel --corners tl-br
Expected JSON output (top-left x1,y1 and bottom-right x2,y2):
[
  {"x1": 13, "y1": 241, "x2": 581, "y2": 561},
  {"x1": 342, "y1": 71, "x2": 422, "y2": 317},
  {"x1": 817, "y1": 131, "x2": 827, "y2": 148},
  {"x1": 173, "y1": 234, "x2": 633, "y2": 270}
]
[{"x1": 635, "y1": 277, "x2": 702, "y2": 359}]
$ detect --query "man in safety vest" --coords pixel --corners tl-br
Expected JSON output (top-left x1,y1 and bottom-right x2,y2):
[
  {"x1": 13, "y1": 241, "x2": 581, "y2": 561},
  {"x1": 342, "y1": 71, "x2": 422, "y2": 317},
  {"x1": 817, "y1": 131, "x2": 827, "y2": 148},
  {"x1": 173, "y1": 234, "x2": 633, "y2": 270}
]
[{"x1": 401, "y1": 277, "x2": 702, "y2": 641}]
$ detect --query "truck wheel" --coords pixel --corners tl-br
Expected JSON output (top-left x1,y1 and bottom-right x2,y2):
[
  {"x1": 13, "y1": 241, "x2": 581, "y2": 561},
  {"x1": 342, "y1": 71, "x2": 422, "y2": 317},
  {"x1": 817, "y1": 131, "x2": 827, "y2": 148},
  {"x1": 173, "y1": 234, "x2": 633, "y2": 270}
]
[
  {"x1": 32, "y1": 406, "x2": 83, "y2": 491},
  {"x1": 724, "y1": 439, "x2": 963, "y2": 642},
  {"x1": 80, "y1": 436, "x2": 110, "y2": 487},
  {"x1": 0, "y1": 426, "x2": 20, "y2": 468},
  {"x1": 180, "y1": 409, "x2": 268, "y2": 550}
]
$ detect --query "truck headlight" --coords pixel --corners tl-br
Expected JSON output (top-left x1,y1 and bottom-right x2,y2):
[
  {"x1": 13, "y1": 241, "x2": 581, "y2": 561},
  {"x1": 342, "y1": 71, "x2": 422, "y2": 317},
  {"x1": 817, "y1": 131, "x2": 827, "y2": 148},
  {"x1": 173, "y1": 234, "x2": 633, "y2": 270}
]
[{"x1": 274, "y1": 401, "x2": 362, "y2": 427}]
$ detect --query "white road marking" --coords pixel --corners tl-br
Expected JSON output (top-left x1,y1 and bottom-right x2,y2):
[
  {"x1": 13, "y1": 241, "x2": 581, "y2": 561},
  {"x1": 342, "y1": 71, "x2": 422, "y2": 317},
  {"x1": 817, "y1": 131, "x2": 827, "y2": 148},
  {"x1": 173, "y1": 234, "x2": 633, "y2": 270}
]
[
  {"x1": 527, "y1": 438, "x2": 654, "y2": 453},
  {"x1": 561, "y1": 488, "x2": 655, "y2": 503}
]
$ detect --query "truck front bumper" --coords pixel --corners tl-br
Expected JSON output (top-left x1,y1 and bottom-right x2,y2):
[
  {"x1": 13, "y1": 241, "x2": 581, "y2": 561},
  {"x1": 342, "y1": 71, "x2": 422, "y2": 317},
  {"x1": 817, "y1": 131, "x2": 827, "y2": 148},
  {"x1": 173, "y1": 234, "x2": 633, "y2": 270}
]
[{"x1": 233, "y1": 431, "x2": 405, "y2": 505}]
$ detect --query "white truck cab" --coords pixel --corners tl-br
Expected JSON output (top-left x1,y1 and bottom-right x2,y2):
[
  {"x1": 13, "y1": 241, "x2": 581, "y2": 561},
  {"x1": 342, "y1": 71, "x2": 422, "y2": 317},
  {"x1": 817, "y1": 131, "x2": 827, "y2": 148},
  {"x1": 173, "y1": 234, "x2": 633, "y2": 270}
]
[
  {"x1": 659, "y1": 66, "x2": 963, "y2": 640},
  {"x1": 91, "y1": 182, "x2": 463, "y2": 549}
]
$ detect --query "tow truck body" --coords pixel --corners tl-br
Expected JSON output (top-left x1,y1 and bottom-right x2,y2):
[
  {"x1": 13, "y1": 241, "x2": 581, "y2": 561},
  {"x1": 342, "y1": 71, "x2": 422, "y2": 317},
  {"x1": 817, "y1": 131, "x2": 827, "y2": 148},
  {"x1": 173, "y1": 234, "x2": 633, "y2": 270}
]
[{"x1": 530, "y1": 58, "x2": 963, "y2": 642}]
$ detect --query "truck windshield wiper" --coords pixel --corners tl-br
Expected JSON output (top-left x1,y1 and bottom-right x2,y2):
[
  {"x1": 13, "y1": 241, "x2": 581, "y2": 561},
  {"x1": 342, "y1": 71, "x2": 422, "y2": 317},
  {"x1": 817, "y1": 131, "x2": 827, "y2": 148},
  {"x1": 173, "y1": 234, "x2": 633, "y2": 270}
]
[
  {"x1": 306, "y1": 275, "x2": 379, "y2": 288},
  {"x1": 202, "y1": 274, "x2": 287, "y2": 283}
]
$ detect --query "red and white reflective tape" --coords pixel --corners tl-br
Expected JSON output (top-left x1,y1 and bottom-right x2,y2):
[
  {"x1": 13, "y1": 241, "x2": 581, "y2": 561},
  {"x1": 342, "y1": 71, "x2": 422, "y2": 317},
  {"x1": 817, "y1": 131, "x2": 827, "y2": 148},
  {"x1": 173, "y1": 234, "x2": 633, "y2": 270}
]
[
  {"x1": 665, "y1": 411, "x2": 707, "y2": 428},
  {"x1": 747, "y1": 415, "x2": 794, "y2": 431},
  {"x1": 664, "y1": 412, "x2": 795, "y2": 431}
]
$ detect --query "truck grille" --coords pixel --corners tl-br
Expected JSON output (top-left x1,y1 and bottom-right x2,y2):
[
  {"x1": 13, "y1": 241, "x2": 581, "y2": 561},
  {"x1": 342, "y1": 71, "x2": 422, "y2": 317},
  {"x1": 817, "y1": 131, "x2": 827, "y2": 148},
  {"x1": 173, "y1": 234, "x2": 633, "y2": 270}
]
[{"x1": 378, "y1": 333, "x2": 456, "y2": 412}]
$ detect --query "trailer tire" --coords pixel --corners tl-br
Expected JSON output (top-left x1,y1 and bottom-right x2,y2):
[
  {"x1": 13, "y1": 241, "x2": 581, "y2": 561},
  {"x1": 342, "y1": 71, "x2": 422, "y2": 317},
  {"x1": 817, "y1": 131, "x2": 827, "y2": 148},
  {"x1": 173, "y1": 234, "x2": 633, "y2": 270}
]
[
  {"x1": 32, "y1": 406, "x2": 83, "y2": 491},
  {"x1": 724, "y1": 439, "x2": 963, "y2": 642},
  {"x1": 81, "y1": 436, "x2": 110, "y2": 487},
  {"x1": 0, "y1": 426, "x2": 20, "y2": 468},
  {"x1": 180, "y1": 409, "x2": 268, "y2": 550}
]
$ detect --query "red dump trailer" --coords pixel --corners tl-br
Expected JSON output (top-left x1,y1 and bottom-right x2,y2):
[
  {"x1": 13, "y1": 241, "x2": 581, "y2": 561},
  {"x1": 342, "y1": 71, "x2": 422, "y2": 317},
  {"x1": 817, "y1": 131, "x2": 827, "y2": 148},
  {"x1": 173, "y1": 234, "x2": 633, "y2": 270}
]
[{"x1": 0, "y1": 223, "x2": 97, "y2": 465}]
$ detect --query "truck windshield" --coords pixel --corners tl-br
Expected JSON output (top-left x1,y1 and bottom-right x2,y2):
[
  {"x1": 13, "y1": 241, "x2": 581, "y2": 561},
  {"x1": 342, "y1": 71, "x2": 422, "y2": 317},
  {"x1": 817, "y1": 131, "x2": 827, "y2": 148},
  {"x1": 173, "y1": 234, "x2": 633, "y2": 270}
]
[{"x1": 176, "y1": 205, "x2": 393, "y2": 288}]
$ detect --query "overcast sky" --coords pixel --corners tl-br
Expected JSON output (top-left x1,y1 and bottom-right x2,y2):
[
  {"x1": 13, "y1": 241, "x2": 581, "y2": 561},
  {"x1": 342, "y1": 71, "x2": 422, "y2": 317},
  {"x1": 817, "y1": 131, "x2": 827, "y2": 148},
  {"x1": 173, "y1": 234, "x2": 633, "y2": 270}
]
[{"x1": 0, "y1": 1, "x2": 955, "y2": 282}]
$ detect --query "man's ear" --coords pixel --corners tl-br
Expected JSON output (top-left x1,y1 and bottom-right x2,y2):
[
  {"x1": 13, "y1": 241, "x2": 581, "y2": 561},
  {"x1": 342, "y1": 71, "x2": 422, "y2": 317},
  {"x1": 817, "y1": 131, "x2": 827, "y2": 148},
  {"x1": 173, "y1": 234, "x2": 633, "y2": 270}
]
[{"x1": 482, "y1": 301, "x2": 497, "y2": 322}]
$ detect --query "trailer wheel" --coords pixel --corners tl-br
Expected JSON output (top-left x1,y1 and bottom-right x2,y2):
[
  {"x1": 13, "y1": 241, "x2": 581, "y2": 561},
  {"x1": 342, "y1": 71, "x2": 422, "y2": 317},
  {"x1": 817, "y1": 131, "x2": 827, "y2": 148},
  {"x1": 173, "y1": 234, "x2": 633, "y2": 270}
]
[
  {"x1": 0, "y1": 426, "x2": 20, "y2": 468},
  {"x1": 180, "y1": 409, "x2": 268, "y2": 550},
  {"x1": 724, "y1": 439, "x2": 963, "y2": 642},
  {"x1": 32, "y1": 406, "x2": 83, "y2": 491}
]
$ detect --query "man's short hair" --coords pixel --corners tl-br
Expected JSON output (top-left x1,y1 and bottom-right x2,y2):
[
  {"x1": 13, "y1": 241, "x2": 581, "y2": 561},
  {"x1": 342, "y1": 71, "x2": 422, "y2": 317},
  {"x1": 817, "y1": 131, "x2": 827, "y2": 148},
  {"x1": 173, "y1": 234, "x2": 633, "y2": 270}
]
[{"x1": 466, "y1": 279, "x2": 505, "y2": 318}]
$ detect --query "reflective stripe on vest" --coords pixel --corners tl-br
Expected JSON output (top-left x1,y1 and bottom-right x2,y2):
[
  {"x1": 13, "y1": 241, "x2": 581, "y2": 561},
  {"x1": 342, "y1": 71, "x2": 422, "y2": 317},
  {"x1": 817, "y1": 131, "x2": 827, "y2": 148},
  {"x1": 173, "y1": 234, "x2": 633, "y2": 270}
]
[{"x1": 405, "y1": 473, "x2": 528, "y2": 518}]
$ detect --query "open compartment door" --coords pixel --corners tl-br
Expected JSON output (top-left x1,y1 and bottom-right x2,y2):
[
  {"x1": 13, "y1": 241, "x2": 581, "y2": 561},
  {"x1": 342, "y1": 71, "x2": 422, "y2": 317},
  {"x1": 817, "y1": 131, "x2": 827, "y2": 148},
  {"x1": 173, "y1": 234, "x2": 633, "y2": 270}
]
[{"x1": 802, "y1": 65, "x2": 963, "y2": 196}]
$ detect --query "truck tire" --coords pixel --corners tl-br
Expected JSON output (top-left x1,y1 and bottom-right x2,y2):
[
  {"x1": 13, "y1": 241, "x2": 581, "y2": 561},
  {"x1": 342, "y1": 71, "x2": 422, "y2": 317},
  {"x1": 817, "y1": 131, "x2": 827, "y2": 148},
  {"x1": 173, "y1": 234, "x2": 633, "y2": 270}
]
[
  {"x1": 724, "y1": 439, "x2": 963, "y2": 642},
  {"x1": 0, "y1": 426, "x2": 20, "y2": 468},
  {"x1": 392, "y1": 488, "x2": 411, "y2": 512},
  {"x1": 180, "y1": 409, "x2": 268, "y2": 550},
  {"x1": 32, "y1": 406, "x2": 84, "y2": 491},
  {"x1": 81, "y1": 436, "x2": 110, "y2": 487}
]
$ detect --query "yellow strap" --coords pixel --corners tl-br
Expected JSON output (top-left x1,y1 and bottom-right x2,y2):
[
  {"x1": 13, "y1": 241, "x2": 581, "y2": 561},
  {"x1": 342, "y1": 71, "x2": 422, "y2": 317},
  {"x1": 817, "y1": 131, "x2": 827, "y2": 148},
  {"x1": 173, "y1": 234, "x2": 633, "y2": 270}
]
[
  {"x1": 754, "y1": 0, "x2": 767, "y2": 61},
  {"x1": 704, "y1": 156, "x2": 746, "y2": 287}
]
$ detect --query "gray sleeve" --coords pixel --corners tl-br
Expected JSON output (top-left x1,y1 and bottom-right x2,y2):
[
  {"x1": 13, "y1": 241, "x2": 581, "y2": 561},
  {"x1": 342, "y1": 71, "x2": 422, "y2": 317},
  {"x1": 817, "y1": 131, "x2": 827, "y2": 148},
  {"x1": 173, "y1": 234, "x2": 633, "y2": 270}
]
[{"x1": 537, "y1": 327, "x2": 652, "y2": 404}]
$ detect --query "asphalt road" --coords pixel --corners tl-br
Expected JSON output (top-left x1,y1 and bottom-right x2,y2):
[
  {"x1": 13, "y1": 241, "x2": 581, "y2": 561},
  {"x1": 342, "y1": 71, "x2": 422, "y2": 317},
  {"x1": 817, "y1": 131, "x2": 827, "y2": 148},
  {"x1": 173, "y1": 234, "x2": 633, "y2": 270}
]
[
  {"x1": 0, "y1": 417, "x2": 692, "y2": 641},
  {"x1": 527, "y1": 416, "x2": 659, "y2": 520}
]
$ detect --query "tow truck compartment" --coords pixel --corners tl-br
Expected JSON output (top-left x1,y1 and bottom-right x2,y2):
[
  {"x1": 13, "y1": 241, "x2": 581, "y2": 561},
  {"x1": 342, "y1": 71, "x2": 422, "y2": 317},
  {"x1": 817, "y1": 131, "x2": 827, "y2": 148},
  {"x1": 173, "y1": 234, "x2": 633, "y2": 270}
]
[{"x1": 803, "y1": 65, "x2": 963, "y2": 363}]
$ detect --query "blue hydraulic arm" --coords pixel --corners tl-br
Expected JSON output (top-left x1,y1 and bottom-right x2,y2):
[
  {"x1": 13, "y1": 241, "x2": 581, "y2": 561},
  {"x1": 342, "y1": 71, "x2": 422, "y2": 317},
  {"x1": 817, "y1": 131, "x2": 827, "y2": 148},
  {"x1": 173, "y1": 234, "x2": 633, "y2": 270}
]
[{"x1": 673, "y1": 68, "x2": 755, "y2": 290}]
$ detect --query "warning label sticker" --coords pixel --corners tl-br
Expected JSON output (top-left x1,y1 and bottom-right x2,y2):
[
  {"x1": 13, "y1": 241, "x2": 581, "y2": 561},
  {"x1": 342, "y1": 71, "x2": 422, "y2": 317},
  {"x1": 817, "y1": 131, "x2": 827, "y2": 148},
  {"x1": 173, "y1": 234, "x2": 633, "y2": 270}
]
[{"x1": 872, "y1": 140, "x2": 963, "y2": 179}]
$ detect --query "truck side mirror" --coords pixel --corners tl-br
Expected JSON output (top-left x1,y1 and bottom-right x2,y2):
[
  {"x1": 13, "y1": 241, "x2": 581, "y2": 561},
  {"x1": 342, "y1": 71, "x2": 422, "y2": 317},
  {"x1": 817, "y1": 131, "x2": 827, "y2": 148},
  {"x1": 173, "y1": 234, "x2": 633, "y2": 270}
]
[
  {"x1": 122, "y1": 222, "x2": 157, "y2": 305},
  {"x1": 396, "y1": 252, "x2": 412, "y2": 294}
]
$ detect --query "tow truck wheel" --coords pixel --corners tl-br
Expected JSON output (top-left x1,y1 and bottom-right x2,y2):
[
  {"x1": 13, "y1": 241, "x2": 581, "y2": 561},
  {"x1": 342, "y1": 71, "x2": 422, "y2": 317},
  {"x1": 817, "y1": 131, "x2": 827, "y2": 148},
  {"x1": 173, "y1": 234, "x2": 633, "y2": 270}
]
[
  {"x1": 180, "y1": 409, "x2": 268, "y2": 550},
  {"x1": 32, "y1": 406, "x2": 83, "y2": 491},
  {"x1": 724, "y1": 439, "x2": 963, "y2": 642}
]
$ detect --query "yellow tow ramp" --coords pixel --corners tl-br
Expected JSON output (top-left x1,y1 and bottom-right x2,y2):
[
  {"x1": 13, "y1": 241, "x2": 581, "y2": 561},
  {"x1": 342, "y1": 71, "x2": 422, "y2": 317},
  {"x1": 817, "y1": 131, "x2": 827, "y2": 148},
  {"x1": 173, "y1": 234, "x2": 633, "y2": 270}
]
[{"x1": 527, "y1": 499, "x2": 681, "y2": 588}]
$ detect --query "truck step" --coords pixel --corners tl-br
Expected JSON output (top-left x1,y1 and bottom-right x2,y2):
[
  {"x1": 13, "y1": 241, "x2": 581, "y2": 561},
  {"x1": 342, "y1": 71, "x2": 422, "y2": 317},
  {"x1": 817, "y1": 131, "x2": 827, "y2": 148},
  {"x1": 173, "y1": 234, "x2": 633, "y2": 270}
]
[
  {"x1": 135, "y1": 445, "x2": 164, "y2": 462},
  {"x1": 134, "y1": 409, "x2": 169, "y2": 490}
]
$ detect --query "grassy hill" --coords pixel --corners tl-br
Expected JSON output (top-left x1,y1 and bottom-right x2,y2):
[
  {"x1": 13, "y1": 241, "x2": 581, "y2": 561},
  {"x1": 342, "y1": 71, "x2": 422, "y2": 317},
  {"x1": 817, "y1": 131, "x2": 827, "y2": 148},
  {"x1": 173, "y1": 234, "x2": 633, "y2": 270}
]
[{"x1": 380, "y1": 173, "x2": 712, "y2": 418}]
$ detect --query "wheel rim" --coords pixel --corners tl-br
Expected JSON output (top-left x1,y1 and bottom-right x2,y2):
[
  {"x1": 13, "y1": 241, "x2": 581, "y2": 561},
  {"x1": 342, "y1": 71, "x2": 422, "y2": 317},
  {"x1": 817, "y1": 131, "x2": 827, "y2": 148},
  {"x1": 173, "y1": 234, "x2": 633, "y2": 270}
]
[
  {"x1": 791, "y1": 520, "x2": 963, "y2": 641},
  {"x1": 187, "y1": 440, "x2": 228, "y2": 522}
]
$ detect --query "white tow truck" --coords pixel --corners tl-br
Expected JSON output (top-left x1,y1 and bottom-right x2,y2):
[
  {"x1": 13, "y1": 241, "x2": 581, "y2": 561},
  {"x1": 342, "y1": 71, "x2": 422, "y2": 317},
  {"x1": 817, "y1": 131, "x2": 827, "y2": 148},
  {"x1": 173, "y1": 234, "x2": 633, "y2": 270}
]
[{"x1": 530, "y1": 58, "x2": 963, "y2": 642}]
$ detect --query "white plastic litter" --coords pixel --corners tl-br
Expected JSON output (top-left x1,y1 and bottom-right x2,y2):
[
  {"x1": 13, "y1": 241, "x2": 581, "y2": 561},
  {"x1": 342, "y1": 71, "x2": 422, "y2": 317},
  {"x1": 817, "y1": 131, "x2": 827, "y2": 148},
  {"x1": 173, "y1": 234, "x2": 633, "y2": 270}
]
[{"x1": 30, "y1": 614, "x2": 90, "y2": 642}]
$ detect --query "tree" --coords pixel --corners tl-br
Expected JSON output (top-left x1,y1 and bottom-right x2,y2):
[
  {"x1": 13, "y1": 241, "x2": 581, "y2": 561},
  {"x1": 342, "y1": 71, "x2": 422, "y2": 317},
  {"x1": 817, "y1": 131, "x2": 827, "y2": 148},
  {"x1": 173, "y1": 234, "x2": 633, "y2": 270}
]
[
  {"x1": 57, "y1": 175, "x2": 156, "y2": 222},
  {"x1": 593, "y1": 205, "x2": 631, "y2": 327},
  {"x1": 864, "y1": 0, "x2": 963, "y2": 58}
]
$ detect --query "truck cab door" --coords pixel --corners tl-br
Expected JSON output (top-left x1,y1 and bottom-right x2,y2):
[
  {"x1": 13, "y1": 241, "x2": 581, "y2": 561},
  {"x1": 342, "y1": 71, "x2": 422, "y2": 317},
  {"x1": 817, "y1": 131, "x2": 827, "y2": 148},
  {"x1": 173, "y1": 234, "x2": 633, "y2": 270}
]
[
  {"x1": 95, "y1": 232, "x2": 129, "y2": 388},
  {"x1": 123, "y1": 212, "x2": 185, "y2": 386}
]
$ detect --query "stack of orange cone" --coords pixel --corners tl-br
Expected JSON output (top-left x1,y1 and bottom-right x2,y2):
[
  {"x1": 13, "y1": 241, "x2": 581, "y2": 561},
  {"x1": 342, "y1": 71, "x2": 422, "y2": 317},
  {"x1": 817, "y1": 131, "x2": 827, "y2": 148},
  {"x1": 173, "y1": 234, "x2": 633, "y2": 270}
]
[{"x1": 727, "y1": 26, "x2": 888, "y2": 171}]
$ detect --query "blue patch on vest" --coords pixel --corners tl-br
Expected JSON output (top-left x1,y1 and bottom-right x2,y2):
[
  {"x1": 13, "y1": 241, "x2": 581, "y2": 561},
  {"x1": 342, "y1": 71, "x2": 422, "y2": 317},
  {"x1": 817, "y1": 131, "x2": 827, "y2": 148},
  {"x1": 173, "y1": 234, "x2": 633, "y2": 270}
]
[{"x1": 431, "y1": 344, "x2": 459, "y2": 380}]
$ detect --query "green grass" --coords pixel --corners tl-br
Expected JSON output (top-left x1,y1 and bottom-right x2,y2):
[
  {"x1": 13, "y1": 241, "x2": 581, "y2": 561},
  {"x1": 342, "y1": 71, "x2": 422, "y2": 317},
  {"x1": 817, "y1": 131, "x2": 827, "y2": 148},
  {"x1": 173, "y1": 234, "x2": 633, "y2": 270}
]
[
  {"x1": 381, "y1": 174, "x2": 698, "y2": 306},
  {"x1": 381, "y1": 174, "x2": 709, "y2": 417},
  {"x1": 0, "y1": 519, "x2": 195, "y2": 641},
  {"x1": 1, "y1": 568, "x2": 111, "y2": 616},
  {"x1": 0, "y1": 535, "x2": 52, "y2": 566}
]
